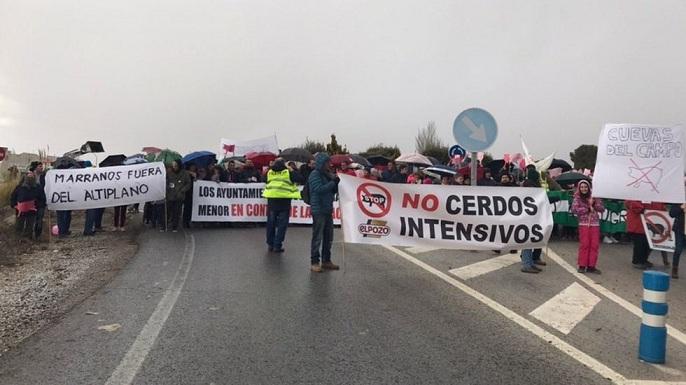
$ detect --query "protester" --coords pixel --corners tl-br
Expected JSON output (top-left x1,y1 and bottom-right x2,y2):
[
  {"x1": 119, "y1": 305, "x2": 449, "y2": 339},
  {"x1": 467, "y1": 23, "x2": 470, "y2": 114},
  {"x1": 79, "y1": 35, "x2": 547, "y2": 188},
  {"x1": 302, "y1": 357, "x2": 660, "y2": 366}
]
[
  {"x1": 28, "y1": 161, "x2": 46, "y2": 238},
  {"x1": 454, "y1": 174, "x2": 465, "y2": 185},
  {"x1": 499, "y1": 172, "x2": 515, "y2": 187},
  {"x1": 625, "y1": 200, "x2": 666, "y2": 269},
  {"x1": 519, "y1": 167, "x2": 559, "y2": 273},
  {"x1": 477, "y1": 170, "x2": 497, "y2": 186},
  {"x1": 570, "y1": 180, "x2": 605, "y2": 273},
  {"x1": 262, "y1": 159, "x2": 303, "y2": 253},
  {"x1": 462, "y1": 176, "x2": 471, "y2": 186},
  {"x1": 166, "y1": 160, "x2": 192, "y2": 232},
  {"x1": 669, "y1": 203, "x2": 685, "y2": 279},
  {"x1": 83, "y1": 208, "x2": 98, "y2": 236},
  {"x1": 299, "y1": 159, "x2": 316, "y2": 183},
  {"x1": 239, "y1": 160, "x2": 262, "y2": 183},
  {"x1": 183, "y1": 164, "x2": 198, "y2": 229},
  {"x1": 339, "y1": 161, "x2": 356, "y2": 177},
  {"x1": 382, "y1": 161, "x2": 401, "y2": 183},
  {"x1": 10, "y1": 172, "x2": 46, "y2": 239},
  {"x1": 308, "y1": 153, "x2": 340, "y2": 273},
  {"x1": 286, "y1": 161, "x2": 304, "y2": 183}
]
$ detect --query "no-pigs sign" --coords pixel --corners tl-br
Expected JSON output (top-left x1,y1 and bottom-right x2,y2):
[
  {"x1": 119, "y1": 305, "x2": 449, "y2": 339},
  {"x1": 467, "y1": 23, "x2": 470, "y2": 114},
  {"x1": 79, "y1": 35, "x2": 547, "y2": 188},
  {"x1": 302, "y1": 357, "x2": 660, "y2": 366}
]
[
  {"x1": 641, "y1": 210, "x2": 676, "y2": 252},
  {"x1": 357, "y1": 182, "x2": 392, "y2": 218}
]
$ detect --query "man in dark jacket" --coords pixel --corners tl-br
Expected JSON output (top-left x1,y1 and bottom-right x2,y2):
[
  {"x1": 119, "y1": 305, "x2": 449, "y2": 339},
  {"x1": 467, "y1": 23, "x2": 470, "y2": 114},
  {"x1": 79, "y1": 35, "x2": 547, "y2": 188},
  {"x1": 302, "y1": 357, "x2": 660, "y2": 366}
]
[
  {"x1": 166, "y1": 160, "x2": 192, "y2": 232},
  {"x1": 10, "y1": 172, "x2": 46, "y2": 239},
  {"x1": 263, "y1": 159, "x2": 304, "y2": 252},
  {"x1": 239, "y1": 160, "x2": 262, "y2": 183},
  {"x1": 669, "y1": 203, "x2": 684, "y2": 279},
  {"x1": 299, "y1": 159, "x2": 316, "y2": 182},
  {"x1": 28, "y1": 161, "x2": 47, "y2": 238},
  {"x1": 308, "y1": 153, "x2": 340, "y2": 272}
]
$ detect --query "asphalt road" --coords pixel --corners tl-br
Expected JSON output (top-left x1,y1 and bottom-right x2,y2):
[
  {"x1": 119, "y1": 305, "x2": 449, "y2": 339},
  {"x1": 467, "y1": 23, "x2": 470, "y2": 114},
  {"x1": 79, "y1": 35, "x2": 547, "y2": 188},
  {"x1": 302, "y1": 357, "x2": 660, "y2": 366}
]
[{"x1": 0, "y1": 226, "x2": 683, "y2": 384}]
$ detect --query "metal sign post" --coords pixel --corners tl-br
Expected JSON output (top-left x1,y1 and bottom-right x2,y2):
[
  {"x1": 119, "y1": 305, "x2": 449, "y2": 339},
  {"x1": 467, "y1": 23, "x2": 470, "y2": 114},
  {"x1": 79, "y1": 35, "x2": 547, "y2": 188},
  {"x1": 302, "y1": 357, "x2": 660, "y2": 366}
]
[{"x1": 470, "y1": 152, "x2": 478, "y2": 186}]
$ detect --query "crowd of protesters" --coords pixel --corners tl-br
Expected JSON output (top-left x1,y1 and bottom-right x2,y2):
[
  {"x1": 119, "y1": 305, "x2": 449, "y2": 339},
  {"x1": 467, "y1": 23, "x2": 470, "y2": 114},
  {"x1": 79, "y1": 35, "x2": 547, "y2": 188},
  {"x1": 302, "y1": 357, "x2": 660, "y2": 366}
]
[{"x1": 6, "y1": 152, "x2": 683, "y2": 279}]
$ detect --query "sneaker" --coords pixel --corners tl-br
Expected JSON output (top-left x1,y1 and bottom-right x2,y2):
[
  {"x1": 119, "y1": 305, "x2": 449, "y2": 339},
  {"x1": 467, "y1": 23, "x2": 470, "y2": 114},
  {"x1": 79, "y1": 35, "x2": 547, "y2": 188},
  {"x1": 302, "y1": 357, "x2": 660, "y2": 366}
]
[
  {"x1": 645, "y1": 261, "x2": 654, "y2": 268},
  {"x1": 603, "y1": 236, "x2": 614, "y2": 244},
  {"x1": 610, "y1": 236, "x2": 620, "y2": 244},
  {"x1": 521, "y1": 266, "x2": 540, "y2": 274},
  {"x1": 534, "y1": 260, "x2": 547, "y2": 266},
  {"x1": 672, "y1": 267, "x2": 679, "y2": 279},
  {"x1": 159, "y1": 229, "x2": 165, "y2": 232},
  {"x1": 111, "y1": 227, "x2": 119, "y2": 232},
  {"x1": 172, "y1": 229, "x2": 178, "y2": 233},
  {"x1": 577, "y1": 266, "x2": 586, "y2": 273},
  {"x1": 532, "y1": 265, "x2": 542, "y2": 272},
  {"x1": 310, "y1": 264, "x2": 322, "y2": 273},
  {"x1": 587, "y1": 267, "x2": 602, "y2": 274},
  {"x1": 321, "y1": 261, "x2": 340, "y2": 270},
  {"x1": 273, "y1": 248, "x2": 285, "y2": 253},
  {"x1": 632, "y1": 263, "x2": 648, "y2": 270},
  {"x1": 119, "y1": 227, "x2": 126, "y2": 232}
]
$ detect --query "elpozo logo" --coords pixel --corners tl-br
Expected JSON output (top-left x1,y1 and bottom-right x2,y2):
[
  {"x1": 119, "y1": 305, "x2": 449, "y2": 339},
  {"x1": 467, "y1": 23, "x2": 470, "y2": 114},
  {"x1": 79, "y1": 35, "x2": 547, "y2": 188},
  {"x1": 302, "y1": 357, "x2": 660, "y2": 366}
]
[{"x1": 355, "y1": 182, "x2": 393, "y2": 238}]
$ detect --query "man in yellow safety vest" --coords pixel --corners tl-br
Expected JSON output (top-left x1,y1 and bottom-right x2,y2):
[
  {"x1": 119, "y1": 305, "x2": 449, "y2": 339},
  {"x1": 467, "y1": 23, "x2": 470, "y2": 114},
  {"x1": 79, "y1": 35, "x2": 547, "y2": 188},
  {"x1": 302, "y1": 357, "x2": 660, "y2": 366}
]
[{"x1": 262, "y1": 159, "x2": 304, "y2": 252}]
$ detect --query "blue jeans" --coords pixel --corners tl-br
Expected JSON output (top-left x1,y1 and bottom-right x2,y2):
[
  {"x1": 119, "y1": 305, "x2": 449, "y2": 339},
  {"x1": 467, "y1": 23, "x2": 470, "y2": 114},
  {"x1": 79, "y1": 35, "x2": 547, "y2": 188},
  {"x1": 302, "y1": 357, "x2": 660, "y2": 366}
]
[
  {"x1": 266, "y1": 206, "x2": 290, "y2": 250},
  {"x1": 521, "y1": 248, "x2": 542, "y2": 268},
  {"x1": 674, "y1": 232, "x2": 684, "y2": 268},
  {"x1": 84, "y1": 209, "x2": 98, "y2": 235},
  {"x1": 94, "y1": 208, "x2": 105, "y2": 230},
  {"x1": 56, "y1": 210, "x2": 72, "y2": 236},
  {"x1": 311, "y1": 213, "x2": 334, "y2": 264}
]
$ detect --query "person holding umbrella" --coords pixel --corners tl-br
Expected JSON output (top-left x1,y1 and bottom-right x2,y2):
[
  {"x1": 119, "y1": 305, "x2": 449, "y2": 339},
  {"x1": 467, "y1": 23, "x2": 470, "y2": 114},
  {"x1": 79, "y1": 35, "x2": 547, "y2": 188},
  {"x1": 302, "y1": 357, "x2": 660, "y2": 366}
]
[{"x1": 262, "y1": 158, "x2": 303, "y2": 253}]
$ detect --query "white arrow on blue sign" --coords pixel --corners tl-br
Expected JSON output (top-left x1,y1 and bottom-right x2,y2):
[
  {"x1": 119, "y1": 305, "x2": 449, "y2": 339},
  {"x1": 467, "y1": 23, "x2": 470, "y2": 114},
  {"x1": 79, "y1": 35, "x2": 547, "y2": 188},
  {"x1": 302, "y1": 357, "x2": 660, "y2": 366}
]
[{"x1": 452, "y1": 108, "x2": 498, "y2": 152}]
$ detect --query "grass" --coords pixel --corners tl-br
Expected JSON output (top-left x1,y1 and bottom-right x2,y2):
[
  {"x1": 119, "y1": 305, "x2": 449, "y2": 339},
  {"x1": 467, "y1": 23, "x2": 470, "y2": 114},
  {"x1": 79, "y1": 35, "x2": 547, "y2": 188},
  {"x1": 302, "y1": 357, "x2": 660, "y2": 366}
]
[{"x1": 0, "y1": 179, "x2": 19, "y2": 207}]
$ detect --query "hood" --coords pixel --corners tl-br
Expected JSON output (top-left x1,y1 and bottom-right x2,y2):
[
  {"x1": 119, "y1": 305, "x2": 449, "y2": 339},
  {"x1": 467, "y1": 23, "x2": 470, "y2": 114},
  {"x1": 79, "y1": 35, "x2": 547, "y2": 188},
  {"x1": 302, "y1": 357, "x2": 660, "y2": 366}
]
[
  {"x1": 271, "y1": 160, "x2": 286, "y2": 172},
  {"x1": 526, "y1": 168, "x2": 540, "y2": 183},
  {"x1": 575, "y1": 180, "x2": 592, "y2": 197},
  {"x1": 314, "y1": 153, "x2": 331, "y2": 171}
]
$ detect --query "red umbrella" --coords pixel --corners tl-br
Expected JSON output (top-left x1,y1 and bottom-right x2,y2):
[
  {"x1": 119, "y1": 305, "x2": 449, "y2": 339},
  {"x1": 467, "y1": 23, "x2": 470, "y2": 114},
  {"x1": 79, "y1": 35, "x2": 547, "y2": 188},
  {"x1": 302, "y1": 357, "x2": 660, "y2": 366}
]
[
  {"x1": 142, "y1": 146, "x2": 162, "y2": 154},
  {"x1": 246, "y1": 151, "x2": 277, "y2": 168},
  {"x1": 330, "y1": 154, "x2": 353, "y2": 167}
]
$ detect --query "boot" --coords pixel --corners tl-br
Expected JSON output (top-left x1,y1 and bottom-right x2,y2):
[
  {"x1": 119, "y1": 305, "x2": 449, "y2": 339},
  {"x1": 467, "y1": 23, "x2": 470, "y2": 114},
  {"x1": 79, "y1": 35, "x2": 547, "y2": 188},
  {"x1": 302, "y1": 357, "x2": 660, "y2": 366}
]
[{"x1": 672, "y1": 267, "x2": 679, "y2": 279}]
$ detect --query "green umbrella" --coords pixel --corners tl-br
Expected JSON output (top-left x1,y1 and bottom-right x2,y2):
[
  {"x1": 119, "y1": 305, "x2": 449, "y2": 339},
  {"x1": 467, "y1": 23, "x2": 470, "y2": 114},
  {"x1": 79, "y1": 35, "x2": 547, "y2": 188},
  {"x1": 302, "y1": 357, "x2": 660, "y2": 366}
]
[{"x1": 154, "y1": 149, "x2": 182, "y2": 166}]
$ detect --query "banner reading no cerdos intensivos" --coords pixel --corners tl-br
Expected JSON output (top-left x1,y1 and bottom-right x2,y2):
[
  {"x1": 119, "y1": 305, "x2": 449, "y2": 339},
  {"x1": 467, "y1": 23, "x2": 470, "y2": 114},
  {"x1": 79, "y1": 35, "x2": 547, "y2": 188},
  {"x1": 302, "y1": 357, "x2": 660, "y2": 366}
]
[{"x1": 338, "y1": 174, "x2": 553, "y2": 250}]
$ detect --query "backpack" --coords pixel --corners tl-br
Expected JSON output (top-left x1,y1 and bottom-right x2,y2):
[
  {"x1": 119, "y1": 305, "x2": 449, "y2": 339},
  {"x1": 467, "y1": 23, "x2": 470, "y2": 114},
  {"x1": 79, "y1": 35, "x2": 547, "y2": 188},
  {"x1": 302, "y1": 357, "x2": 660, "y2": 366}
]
[{"x1": 301, "y1": 182, "x2": 311, "y2": 205}]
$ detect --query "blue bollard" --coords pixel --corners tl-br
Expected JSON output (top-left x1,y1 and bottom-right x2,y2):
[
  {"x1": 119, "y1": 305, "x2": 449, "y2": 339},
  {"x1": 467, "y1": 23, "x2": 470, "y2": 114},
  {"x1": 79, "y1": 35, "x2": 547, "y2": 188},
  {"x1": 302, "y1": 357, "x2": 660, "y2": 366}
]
[{"x1": 639, "y1": 271, "x2": 670, "y2": 363}]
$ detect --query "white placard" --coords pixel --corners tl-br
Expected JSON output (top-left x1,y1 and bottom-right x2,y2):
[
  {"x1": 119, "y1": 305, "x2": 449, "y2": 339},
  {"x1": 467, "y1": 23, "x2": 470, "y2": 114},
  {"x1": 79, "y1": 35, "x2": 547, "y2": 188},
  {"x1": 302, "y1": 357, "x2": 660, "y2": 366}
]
[
  {"x1": 191, "y1": 180, "x2": 340, "y2": 224},
  {"x1": 338, "y1": 174, "x2": 553, "y2": 250},
  {"x1": 45, "y1": 162, "x2": 166, "y2": 210},
  {"x1": 593, "y1": 124, "x2": 685, "y2": 203}
]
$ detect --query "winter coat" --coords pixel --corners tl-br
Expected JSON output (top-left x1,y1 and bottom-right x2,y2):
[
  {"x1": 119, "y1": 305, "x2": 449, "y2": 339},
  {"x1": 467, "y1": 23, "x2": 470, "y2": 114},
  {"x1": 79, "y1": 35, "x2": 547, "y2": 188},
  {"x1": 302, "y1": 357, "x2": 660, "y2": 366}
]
[
  {"x1": 570, "y1": 181, "x2": 604, "y2": 226},
  {"x1": 308, "y1": 153, "x2": 338, "y2": 215},
  {"x1": 239, "y1": 167, "x2": 262, "y2": 183},
  {"x1": 10, "y1": 182, "x2": 46, "y2": 212},
  {"x1": 669, "y1": 204, "x2": 685, "y2": 236},
  {"x1": 625, "y1": 200, "x2": 666, "y2": 234},
  {"x1": 166, "y1": 168, "x2": 192, "y2": 202}
]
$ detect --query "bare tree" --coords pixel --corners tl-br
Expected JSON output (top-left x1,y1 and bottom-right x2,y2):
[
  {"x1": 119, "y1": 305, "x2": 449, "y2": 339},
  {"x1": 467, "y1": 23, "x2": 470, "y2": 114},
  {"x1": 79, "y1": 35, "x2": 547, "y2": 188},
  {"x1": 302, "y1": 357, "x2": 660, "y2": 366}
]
[{"x1": 415, "y1": 121, "x2": 449, "y2": 164}]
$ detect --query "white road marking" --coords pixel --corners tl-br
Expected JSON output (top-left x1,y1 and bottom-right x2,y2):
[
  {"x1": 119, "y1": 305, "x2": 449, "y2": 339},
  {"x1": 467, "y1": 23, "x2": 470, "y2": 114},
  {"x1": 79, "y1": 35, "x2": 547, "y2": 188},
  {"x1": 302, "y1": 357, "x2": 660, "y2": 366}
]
[
  {"x1": 449, "y1": 254, "x2": 520, "y2": 280},
  {"x1": 405, "y1": 246, "x2": 440, "y2": 254},
  {"x1": 545, "y1": 248, "x2": 686, "y2": 347},
  {"x1": 529, "y1": 282, "x2": 601, "y2": 335},
  {"x1": 105, "y1": 232, "x2": 196, "y2": 385},
  {"x1": 622, "y1": 381, "x2": 686, "y2": 385},
  {"x1": 382, "y1": 245, "x2": 627, "y2": 384}
]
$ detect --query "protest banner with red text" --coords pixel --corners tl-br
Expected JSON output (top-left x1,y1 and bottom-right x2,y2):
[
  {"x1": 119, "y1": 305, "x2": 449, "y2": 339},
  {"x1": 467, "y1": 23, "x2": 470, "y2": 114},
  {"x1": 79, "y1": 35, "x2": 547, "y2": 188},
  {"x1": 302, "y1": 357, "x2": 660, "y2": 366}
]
[
  {"x1": 338, "y1": 174, "x2": 553, "y2": 250},
  {"x1": 191, "y1": 180, "x2": 340, "y2": 224}
]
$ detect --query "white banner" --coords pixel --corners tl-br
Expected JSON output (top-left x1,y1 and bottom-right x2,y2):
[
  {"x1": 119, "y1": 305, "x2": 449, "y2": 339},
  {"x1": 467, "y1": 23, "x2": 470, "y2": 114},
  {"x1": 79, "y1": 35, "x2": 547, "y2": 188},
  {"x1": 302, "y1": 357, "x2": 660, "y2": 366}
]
[
  {"x1": 593, "y1": 124, "x2": 685, "y2": 203},
  {"x1": 641, "y1": 210, "x2": 676, "y2": 252},
  {"x1": 219, "y1": 135, "x2": 279, "y2": 158},
  {"x1": 191, "y1": 180, "x2": 341, "y2": 224},
  {"x1": 45, "y1": 162, "x2": 167, "y2": 210},
  {"x1": 338, "y1": 174, "x2": 553, "y2": 250}
]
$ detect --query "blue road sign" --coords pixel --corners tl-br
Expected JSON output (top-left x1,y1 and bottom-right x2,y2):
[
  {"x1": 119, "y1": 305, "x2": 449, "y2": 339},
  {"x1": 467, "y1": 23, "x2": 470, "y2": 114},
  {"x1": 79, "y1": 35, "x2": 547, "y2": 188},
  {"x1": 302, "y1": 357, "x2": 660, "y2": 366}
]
[
  {"x1": 452, "y1": 108, "x2": 498, "y2": 152},
  {"x1": 449, "y1": 145, "x2": 466, "y2": 158}
]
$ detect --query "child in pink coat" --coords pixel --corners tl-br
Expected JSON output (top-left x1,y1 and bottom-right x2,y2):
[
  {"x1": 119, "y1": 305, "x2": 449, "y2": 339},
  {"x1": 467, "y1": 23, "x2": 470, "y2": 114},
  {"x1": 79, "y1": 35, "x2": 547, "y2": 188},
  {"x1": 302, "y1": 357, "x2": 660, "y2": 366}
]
[{"x1": 570, "y1": 180, "x2": 605, "y2": 273}]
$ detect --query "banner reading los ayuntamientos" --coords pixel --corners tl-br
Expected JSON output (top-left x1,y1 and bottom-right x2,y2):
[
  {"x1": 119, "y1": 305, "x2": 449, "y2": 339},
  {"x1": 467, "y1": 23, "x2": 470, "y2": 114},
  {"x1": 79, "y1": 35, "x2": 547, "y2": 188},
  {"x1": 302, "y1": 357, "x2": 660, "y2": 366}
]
[
  {"x1": 191, "y1": 180, "x2": 341, "y2": 224},
  {"x1": 45, "y1": 162, "x2": 166, "y2": 210},
  {"x1": 593, "y1": 124, "x2": 685, "y2": 203},
  {"x1": 338, "y1": 174, "x2": 553, "y2": 251}
]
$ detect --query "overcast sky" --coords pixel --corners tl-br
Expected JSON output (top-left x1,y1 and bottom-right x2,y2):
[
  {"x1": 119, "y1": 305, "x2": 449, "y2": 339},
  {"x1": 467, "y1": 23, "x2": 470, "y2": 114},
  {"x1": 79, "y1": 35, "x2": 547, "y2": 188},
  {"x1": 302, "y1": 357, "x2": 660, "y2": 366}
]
[{"x1": 1, "y1": 0, "x2": 685, "y2": 162}]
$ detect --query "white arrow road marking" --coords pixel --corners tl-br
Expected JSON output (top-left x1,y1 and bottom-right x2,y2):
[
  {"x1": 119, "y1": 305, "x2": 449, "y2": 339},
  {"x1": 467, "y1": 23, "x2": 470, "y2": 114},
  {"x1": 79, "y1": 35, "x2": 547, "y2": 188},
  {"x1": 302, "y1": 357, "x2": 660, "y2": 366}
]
[
  {"x1": 530, "y1": 282, "x2": 601, "y2": 335},
  {"x1": 105, "y1": 232, "x2": 196, "y2": 385},
  {"x1": 545, "y1": 248, "x2": 686, "y2": 346},
  {"x1": 461, "y1": 115, "x2": 487, "y2": 143},
  {"x1": 405, "y1": 246, "x2": 440, "y2": 254},
  {"x1": 449, "y1": 254, "x2": 520, "y2": 280}
]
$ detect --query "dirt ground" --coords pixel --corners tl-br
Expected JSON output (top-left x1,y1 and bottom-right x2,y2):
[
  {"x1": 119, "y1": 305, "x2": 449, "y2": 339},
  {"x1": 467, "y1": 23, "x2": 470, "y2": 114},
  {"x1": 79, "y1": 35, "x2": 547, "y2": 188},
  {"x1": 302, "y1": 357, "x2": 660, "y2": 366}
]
[{"x1": 0, "y1": 207, "x2": 141, "y2": 353}]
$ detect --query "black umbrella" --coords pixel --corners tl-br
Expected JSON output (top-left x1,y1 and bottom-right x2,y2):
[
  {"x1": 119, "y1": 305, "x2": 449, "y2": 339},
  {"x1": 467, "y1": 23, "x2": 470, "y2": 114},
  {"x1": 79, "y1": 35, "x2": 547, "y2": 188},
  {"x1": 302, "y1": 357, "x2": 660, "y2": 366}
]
[
  {"x1": 99, "y1": 154, "x2": 127, "y2": 167},
  {"x1": 554, "y1": 171, "x2": 591, "y2": 186},
  {"x1": 426, "y1": 156, "x2": 441, "y2": 165},
  {"x1": 350, "y1": 154, "x2": 371, "y2": 167},
  {"x1": 280, "y1": 147, "x2": 314, "y2": 163},
  {"x1": 486, "y1": 159, "x2": 508, "y2": 175},
  {"x1": 366, "y1": 155, "x2": 391, "y2": 166},
  {"x1": 53, "y1": 156, "x2": 80, "y2": 169},
  {"x1": 220, "y1": 155, "x2": 246, "y2": 164},
  {"x1": 550, "y1": 158, "x2": 573, "y2": 172}
]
